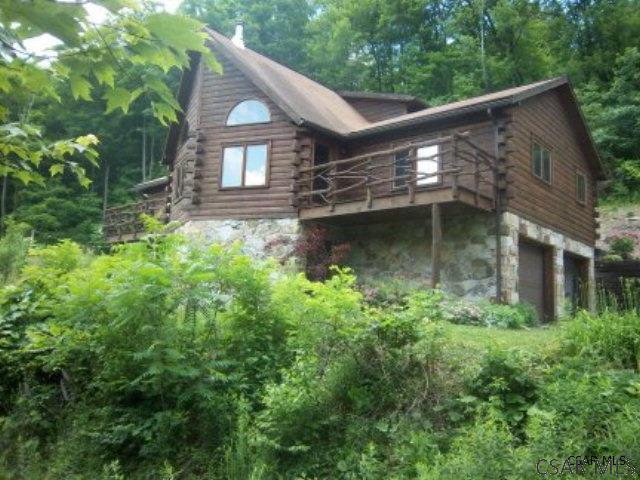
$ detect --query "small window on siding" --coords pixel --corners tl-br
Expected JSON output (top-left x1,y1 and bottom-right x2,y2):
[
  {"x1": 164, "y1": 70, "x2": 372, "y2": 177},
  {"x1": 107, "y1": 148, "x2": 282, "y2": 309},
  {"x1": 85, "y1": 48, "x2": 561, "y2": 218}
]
[
  {"x1": 394, "y1": 150, "x2": 410, "y2": 188},
  {"x1": 175, "y1": 163, "x2": 185, "y2": 197},
  {"x1": 221, "y1": 143, "x2": 268, "y2": 188},
  {"x1": 226, "y1": 100, "x2": 270, "y2": 126},
  {"x1": 576, "y1": 172, "x2": 587, "y2": 204},
  {"x1": 532, "y1": 142, "x2": 551, "y2": 183}
]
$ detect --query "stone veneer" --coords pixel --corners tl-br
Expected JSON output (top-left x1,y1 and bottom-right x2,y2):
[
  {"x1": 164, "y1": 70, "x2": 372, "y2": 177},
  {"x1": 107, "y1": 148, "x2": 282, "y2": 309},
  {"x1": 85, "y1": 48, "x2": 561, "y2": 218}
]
[
  {"x1": 176, "y1": 218, "x2": 300, "y2": 261},
  {"x1": 174, "y1": 212, "x2": 596, "y2": 318},
  {"x1": 337, "y1": 213, "x2": 498, "y2": 299},
  {"x1": 500, "y1": 211, "x2": 596, "y2": 316}
]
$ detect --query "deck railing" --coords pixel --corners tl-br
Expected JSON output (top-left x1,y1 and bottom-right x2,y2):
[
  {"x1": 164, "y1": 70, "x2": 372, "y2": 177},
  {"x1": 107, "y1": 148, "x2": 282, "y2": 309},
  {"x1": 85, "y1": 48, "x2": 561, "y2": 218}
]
[
  {"x1": 103, "y1": 197, "x2": 168, "y2": 242},
  {"x1": 296, "y1": 132, "x2": 498, "y2": 211}
]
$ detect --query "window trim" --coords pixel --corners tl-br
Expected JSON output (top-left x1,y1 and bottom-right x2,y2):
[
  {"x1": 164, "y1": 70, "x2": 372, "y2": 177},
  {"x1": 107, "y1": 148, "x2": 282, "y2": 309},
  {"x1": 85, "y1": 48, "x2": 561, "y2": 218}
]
[
  {"x1": 219, "y1": 140, "x2": 271, "y2": 190},
  {"x1": 575, "y1": 170, "x2": 587, "y2": 205},
  {"x1": 393, "y1": 142, "x2": 443, "y2": 190},
  {"x1": 393, "y1": 148, "x2": 410, "y2": 189},
  {"x1": 415, "y1": 143, "x2": 442, "y2": 187},
  {"x1": 174, "y1": 162, "x2": 185, "y2": 199},
  {"x1": 531, "y1": 136, "x2": 553, "y2": 185},
  {"x1": 225, "y1": 99, "x2": 271, "y2": 127}
]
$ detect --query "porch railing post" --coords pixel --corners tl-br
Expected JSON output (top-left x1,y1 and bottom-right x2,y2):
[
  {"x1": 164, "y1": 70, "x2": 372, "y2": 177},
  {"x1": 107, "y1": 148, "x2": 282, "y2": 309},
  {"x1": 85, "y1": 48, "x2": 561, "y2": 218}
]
[
  {"x1": 431, "y1": 202, "x2": 442, "y2": 288},
  {"x1": 408, "y1": 147, "x2": 416, "y2": 203}
]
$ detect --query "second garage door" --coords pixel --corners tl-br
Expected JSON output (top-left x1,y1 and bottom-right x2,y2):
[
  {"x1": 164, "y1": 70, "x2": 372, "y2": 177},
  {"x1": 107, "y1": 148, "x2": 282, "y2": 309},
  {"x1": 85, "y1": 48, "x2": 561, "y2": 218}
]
[{"x1": 518, "y1": 240, "x2": 547, "y2": 321}]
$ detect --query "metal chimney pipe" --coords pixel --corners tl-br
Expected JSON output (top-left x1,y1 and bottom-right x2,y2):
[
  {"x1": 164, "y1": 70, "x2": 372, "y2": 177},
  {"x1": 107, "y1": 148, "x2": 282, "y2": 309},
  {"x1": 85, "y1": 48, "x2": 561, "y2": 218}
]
[{"x1": 232, "y1": 20, "x2": 244, "y2": 49}]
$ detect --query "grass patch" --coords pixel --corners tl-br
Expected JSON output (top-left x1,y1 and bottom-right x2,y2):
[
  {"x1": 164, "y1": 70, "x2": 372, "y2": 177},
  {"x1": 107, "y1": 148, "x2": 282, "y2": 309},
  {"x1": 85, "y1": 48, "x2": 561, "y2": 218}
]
[{"x1": 441, "y1": 322, "x2": 561, "y2": 358}]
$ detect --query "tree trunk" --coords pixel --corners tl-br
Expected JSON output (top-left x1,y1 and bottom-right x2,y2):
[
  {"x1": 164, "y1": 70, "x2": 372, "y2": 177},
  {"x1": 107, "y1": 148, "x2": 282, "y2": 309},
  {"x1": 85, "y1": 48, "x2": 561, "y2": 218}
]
[
  {"x1": 102, "y1": 159, "x2": 110, "y2": 219},
  {"x1": 149, "y1": 134, "x2": 155, "y2": 179},
  {"x1": 0, "y1": 175, "x2": 7, "y2": 235},
  {"x1": 480, "y1": 0, "x2": 489, "y2": 91},
  {"x1": 141, "y1": 117, "x2": 147, "y2": 182}
]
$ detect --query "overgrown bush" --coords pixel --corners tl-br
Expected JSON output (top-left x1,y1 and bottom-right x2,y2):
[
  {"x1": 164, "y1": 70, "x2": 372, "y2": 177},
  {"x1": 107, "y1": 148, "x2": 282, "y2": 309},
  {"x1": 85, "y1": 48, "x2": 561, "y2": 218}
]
[
  {"x1": 0, "y1": 221, "x2": 31, "y2": 284},
  {"x1": 608, "y1": 234, "x2": 637, "y2": 259},
  {"x1": 0, "y1": 232, "x2": 638, "y2": 478},
  {"x1": 406, "y1": 290, "x2": 538, "y2": 328},
  {"x1": 563, "y1": 309, "x2": 640, "y2": 370}
]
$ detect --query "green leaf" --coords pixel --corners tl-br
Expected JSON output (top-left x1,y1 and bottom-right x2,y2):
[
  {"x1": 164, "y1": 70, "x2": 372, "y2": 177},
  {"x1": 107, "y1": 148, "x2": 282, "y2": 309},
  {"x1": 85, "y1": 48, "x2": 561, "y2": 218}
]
[
  {"x1": 145, "y1": 13, "x2": 205, "y2": 52},
  {"x1": 69, "y1": 74, "x2": 92, "y2": 101},
  {"x1": 202, "y1": 51, "x2": 223, "y2": 75},
  {"x1": 49, "y1": 164, "x2": 64, "y2": 176},
  {"x1": 151, "y1": 101, "x2": 178, "y2": 126},
  {"x1": 104, "y1": 87, "x2": 135, "y2": 114},
  {"x1": 93, "y1": 63, "x2": 116, "y2": 88},
  {"x1": 78, "y1": 176, "x2": 92, "y2": 188}
]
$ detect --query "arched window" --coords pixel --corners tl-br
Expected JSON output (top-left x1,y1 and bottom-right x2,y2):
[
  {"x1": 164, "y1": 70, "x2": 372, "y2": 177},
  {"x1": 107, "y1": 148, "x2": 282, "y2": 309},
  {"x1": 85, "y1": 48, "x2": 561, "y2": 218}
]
[{"x1": 226, "y1": 100, "x2": 270, "y2": 126}]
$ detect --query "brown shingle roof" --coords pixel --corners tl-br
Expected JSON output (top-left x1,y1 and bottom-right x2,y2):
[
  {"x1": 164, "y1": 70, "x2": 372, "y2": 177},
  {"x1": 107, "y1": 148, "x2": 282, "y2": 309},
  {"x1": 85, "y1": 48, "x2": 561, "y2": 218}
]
[
  {"x1": 349, "y1": 77, "x2": 568, "y2": 137},
  {"x1": 206, "y1": 28, "x2": 370, "y2": 135},
  {"x1": 204, "y1": 31, "x2": 571, "y2": 138}
]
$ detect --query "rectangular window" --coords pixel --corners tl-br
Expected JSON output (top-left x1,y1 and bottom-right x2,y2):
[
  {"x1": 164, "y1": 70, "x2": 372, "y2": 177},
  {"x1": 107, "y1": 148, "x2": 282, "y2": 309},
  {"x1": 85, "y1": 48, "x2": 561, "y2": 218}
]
[
  {"x1": 416, "y1": 145, "x2": 440, "y2": 185},
  {"x1": 394, "y1": 150, "x2": 410, "y2": 188},
  {"x1": 221, "y1": 143, "x2": 268, "y2": 188},
  {"x1": 394, "y1": 145, "x2": 440, "y2": 188},
  {"x1": 532, "y1": 142, "x2": 551, "y2": 183},
  {"x1": 576, "y1": 172, "x2": 587, "y2": 203}
]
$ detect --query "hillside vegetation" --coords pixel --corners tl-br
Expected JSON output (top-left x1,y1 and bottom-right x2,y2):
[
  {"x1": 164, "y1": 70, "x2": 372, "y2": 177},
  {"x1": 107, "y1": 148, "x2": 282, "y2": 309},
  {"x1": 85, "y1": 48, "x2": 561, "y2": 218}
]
[
  {"x1": 3, "y1": 1, "x2": 640, "y2": 245},
  {"x1": 1, "y1": 230, "x2": 639, "y2": 479}
]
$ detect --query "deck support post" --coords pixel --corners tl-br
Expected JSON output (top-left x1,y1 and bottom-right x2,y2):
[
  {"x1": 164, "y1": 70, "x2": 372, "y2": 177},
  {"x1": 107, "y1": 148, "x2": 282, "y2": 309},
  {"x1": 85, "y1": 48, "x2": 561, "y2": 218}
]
[{"x1": 431, "y1": 203, "x2": 442, "y2": 288}]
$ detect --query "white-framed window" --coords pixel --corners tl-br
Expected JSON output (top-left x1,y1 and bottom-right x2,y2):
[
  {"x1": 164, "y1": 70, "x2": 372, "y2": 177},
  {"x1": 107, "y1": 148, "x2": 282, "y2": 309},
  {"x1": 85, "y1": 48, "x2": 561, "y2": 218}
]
[
  {"x1": 226, "y1": 100, "x2": 270, "y2": 126},
  {"x1": 394, "y1": 145, "x2": 440, "y2": 188},
  {"x1": 416, "y1": 144, "x2": 440, "y2": 185},
  {"x1": 221, "y1": 143, "x2": 269, "y2": 188},
  {"x1": 576, "y1": 171, "x2": 587, "y2": 204},
  {"x1": 532, "y1": 142, "x2": 552, "y2": 183}
]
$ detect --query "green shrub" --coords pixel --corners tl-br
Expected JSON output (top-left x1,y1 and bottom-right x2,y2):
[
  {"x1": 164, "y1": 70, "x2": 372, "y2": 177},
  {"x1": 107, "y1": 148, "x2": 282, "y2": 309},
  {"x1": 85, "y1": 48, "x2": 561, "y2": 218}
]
[
  {"x1": 523, "y1": 364, "x2": 640, "y2": 465},
  {"x1": 562, "y1": 309, "x2": 640, "y2": 370},
  {"x1": 464, "y1": 349, "x2": 538, "y2": 434},
  {"x1": 609, "y1": 235, "x2": 636, "y2": 259},
  {"x1": 442, "y1": 298, "x2": 537, "y2": 328},
  {"x1": 0, "y1": 221, "x2": 31, "y2": 284},
  {"x1": 1, "y1": 231, "x2": 640, "y2": 479},
  {"x1": 417, "y1": 413, "x2": 518, "y2": 480}
]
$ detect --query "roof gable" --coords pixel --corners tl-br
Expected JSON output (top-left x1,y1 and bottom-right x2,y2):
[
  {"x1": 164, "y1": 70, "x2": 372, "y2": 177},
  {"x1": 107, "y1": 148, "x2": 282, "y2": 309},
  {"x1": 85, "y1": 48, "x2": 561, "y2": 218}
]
[{"x1": 205, "y1": 28, "x2": 369, "y2": 135}]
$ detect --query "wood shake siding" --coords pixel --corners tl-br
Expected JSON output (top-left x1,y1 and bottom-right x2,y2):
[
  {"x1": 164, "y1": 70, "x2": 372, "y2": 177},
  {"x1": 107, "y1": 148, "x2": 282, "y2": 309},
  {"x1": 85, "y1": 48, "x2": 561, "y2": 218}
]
[
  {"x1": 178, "y1": 53, "x2": 298, "y2": 220},
  {"x1": 344, "y1": 98, "x2": 410, "y2": 122},
  {"x1": 507, "y1": 90, "x2": 597, "y2": 245}
]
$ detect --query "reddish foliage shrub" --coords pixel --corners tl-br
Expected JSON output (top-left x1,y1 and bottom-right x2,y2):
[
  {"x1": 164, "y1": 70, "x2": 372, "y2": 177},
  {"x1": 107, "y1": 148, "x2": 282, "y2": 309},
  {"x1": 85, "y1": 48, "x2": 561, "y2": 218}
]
[{"x1": 293, "y1": 224, "x2": 351, "y2": 280}]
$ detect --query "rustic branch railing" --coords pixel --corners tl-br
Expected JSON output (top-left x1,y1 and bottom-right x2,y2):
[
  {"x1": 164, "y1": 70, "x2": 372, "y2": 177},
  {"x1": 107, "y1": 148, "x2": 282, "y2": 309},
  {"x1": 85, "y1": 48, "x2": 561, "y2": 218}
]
[
  {"x1": 296, "y1": 131, "x2": 498, "y2": 211},
  {"x1": 104, "y1": 197, "x2": 168, "y2": 241}
]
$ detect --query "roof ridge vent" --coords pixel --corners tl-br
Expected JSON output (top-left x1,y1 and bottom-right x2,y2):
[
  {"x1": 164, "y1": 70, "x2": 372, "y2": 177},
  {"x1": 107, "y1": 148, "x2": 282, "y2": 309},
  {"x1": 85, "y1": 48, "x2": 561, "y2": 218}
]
[{"x1": 231, "y1": 20, "x2": 244, "y2": 49}]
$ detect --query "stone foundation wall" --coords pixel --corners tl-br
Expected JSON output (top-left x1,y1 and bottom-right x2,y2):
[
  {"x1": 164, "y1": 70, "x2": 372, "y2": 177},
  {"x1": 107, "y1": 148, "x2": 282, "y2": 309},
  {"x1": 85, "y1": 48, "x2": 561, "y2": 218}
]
[
  {"x1": 176, "y1": 218, "x2": 300, "y2": 260},
  {"x1": 500, "y1": 211, "x2": 596, "y2": 316},
  {"x1": 336, "y1": 213, "x2": 498, "y2": 299}
]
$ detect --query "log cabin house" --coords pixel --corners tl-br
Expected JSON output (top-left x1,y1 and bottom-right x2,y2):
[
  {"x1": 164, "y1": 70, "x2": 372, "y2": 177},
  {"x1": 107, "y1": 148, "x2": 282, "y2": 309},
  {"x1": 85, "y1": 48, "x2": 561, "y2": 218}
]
[{"x1": 104, "y1": 25, "x2": 606, "y2": 321}]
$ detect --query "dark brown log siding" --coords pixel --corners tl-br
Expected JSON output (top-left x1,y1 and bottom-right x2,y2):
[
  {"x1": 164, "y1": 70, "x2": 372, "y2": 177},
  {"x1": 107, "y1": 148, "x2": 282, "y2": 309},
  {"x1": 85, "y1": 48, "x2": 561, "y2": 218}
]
[
  {"x1": 171, "y1": 60, "x2": 203, "y2": 222},
  {"x1": 174, "y1": 51, "x2": 298, "y2": 221},
  {"x1": 507, "y1": 90, "x2": 597, "y2": 245},
  {"x1": 343, "y1": 98, "x2": 410, "y2": 122}
]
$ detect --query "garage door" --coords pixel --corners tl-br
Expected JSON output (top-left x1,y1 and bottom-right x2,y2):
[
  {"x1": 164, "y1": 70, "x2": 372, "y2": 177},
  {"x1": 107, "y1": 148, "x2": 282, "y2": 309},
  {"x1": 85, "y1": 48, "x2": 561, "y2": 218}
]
[{"x1": 519, "y1": 240, "x2": 546, "y2": 321}]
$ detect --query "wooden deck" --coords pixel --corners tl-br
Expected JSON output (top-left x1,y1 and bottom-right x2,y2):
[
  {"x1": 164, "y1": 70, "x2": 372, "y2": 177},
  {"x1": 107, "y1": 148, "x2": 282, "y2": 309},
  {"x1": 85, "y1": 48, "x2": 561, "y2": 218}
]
[
  {"x1": 299, "y1": 185, "x2": 494, "y2": 220},
  {"x1": 296, "y1": 131, "x2": 498, "y2": 220},
  {"x1": 104, "y1": 198, "x2": 168, "y2": 244}
]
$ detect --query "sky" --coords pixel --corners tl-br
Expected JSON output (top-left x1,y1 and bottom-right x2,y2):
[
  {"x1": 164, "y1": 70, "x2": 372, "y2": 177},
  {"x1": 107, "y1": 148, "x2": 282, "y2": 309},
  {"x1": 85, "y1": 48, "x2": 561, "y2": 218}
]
[{"x1": 23, "y1": 0, "x2": 184, "y2": 56}]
